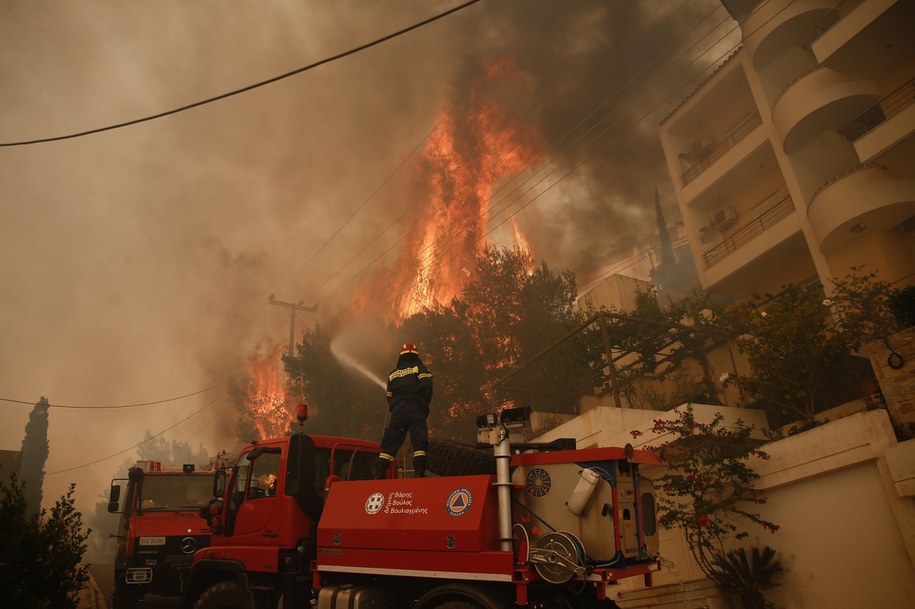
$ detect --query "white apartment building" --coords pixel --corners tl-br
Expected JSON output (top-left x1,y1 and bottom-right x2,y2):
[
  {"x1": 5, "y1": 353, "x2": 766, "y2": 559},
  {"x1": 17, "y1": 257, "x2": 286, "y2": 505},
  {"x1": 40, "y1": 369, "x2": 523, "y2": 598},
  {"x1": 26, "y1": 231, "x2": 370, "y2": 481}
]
[{"x1": 658, "y1": 0, "x2": 915, "y2": 299}]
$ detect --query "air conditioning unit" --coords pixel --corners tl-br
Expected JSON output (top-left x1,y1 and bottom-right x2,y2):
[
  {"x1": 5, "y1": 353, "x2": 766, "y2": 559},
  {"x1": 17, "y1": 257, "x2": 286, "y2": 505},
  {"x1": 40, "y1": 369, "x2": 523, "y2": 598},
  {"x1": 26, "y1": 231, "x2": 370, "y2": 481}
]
[{"x1": 712, "y1": 206, "x2": 738, "y2": 231}]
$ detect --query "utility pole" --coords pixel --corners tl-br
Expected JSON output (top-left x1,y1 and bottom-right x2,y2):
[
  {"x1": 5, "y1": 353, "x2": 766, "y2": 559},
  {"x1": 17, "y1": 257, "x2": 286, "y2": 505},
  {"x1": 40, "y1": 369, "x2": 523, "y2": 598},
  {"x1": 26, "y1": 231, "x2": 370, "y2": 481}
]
[{"x1": 268, "y1": 294, "x2": 318, "y2": 358}]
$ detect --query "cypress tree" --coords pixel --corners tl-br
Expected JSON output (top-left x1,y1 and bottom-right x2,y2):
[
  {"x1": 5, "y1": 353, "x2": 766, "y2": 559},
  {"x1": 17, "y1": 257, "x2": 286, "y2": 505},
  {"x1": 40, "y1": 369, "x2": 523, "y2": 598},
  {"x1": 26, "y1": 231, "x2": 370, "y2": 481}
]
[{"x1": 20, "y1": 396, "x2": 49, "y2": 516}]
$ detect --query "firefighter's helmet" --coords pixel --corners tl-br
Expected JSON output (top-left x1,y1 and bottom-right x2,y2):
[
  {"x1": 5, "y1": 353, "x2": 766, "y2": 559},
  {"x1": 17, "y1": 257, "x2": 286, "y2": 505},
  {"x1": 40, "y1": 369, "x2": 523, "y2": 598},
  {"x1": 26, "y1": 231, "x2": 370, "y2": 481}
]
[{"x1": 400, "y1": 342, "x2": 418, "y2": 355}]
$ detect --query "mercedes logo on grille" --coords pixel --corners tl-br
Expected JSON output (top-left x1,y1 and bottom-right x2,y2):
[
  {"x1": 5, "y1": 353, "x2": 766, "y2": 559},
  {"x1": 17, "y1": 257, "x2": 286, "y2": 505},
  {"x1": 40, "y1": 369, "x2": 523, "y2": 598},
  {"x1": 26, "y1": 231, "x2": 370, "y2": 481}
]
[{"x1": 180, "y1": 537, "x2": 198, "y2": 554}]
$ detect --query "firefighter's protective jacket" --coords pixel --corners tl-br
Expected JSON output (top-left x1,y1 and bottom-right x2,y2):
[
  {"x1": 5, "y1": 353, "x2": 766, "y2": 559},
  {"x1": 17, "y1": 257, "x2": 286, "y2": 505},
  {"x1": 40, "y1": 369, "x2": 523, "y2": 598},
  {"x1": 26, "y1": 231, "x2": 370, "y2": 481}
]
[{"x1": 386, "y1": 353, "x2": 433, "y2": 412}]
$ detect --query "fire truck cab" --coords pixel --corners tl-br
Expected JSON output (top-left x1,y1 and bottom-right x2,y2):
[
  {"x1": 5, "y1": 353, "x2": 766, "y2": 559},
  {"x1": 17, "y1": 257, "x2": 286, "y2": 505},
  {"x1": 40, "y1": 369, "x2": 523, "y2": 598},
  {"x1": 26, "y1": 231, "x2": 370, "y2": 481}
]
[
  {"x1": 182, "y1": 433, "x2": 382, "y2": 609},
  {"x1": 108, "y1": 460, "x2": 216, "y2": 609}
]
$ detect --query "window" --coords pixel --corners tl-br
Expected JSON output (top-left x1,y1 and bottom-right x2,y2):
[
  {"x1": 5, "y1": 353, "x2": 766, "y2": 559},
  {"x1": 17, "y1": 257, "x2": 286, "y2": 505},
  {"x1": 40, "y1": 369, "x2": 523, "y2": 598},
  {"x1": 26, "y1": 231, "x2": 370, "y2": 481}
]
[
  {"x1": 139, "y1": 474, "x2": 213, "y2": 510},
  {"x1": 247, "y1": 450, "x2": 281, "y2": 499}
]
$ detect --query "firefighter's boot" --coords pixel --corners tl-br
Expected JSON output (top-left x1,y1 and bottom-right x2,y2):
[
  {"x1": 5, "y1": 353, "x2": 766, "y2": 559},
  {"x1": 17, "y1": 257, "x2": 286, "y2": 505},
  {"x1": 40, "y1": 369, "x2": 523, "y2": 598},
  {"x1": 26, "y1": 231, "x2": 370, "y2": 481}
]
[{"x1": 413, "y1": 457, "x2": 426, "y2": 479}]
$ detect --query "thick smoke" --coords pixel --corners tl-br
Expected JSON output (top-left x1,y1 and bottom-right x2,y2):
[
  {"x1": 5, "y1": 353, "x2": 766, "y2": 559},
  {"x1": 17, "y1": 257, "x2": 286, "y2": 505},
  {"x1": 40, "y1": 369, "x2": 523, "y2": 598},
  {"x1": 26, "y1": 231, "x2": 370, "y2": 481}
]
[{"x1": 0, "y1": 0, "x2": 733, "y2": 511}]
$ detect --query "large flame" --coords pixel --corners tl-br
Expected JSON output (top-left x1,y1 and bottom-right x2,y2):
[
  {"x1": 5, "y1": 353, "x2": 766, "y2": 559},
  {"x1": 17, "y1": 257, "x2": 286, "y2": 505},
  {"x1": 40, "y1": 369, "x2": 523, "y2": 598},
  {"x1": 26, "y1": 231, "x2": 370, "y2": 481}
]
[
  {"x1": 390, "y1": 57, "x2": 545, "y2": 319},
  {"x1": 244, "y1": 342, "x2": 292, "y2": 439},
  {"x1": 510, "y1": 217, "x2": 535, "y2": 275}
]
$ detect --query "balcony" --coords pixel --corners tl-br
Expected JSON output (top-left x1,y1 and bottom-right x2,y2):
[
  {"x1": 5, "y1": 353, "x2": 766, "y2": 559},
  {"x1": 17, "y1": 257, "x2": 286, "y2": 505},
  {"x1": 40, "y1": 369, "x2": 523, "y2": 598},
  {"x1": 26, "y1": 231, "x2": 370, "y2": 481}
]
[
  {"x1": 852, "y1": 78, "x2": 915, "y2": 163},
  {"x1": 812, "y1": 0, "x2": 905, "y2": 70},
  {"x1": 813, "y1": 0, "x2": 865, "y2": 35},
  {"x1": 773, "y1": 66, "x2": 881, "y2": 152},
  {"x1": 745, "y1": 0, "x2": 835, "y2": 69},
  {"x1": 703, "y1": 194, "x2": 796, "y2": 268},
  {"x1": 808, "y1": 164, "x2": 915, "y2": 253},
  {"x1": 680, "y1": 112, "x2": 763, "y2": 186}
]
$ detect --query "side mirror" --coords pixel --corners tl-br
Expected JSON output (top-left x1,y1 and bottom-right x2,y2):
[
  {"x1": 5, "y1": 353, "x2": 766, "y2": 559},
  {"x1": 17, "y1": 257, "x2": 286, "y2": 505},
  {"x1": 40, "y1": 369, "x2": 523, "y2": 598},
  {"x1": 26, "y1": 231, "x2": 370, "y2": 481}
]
[
  {"x1": 287, "y1": 434, "x2": 323, "y2": 521},
  {"x1": 212, "y1": 469, "x2": 227, "y2": 499},
  {"x1": 200, "y1": 499, "x2": 224, "y2": 534},
  {"x1": 107, "y1": 481, "x2": 124, "y2": 513}
]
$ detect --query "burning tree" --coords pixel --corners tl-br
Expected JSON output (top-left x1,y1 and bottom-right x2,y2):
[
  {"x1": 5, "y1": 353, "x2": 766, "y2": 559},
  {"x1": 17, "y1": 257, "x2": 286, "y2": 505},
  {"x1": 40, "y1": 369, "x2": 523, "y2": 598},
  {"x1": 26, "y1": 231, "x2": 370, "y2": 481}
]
[
  {"x1": 358, "y1": 56, "x2": 545, "y2": 321},
  {"x1": 283, "y1": 322, "x2": 384, "y2": 440},
  {"x1": 244, "y1": 342, "x2": 293, "y2": 438},
  {"x1": 227, "y1": 342, "x2": 305, "y2": 443},
  {"x1": 401, "y1": 246, "x2": 583, "y2": 439},
  {"x1": 284, "y1": 247, "x2": 582, "y2": 442}
]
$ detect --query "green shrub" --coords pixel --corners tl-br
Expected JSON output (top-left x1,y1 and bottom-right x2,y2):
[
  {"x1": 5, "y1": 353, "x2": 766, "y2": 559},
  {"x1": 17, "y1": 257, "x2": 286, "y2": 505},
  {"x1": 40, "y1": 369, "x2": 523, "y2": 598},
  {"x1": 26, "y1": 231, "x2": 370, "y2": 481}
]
[{"x1": 889, "y1": 285, "x2": 915, "y2": 328}]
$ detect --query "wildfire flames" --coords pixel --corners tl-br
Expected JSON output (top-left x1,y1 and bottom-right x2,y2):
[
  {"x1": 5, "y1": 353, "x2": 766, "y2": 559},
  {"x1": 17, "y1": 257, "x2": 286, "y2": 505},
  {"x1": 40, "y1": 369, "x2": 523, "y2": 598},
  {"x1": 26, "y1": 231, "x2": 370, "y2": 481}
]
[
  {"x1": 245, "y1": 59, "x2": 545, "y2": 429},
  {"x1": 392, "y1": 57, "x2": 545, "y2": 318},
  {"x1": 244, "y1": 342, "x2": 293, "y2": 439}
]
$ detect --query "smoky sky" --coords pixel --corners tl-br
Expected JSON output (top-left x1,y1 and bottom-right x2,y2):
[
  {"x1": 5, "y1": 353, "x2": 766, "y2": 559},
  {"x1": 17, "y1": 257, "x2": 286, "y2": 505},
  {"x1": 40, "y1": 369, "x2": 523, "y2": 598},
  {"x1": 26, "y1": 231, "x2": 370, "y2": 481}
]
[{"x1": 0, "y1": 0, "x2": 736, "y2": 510}]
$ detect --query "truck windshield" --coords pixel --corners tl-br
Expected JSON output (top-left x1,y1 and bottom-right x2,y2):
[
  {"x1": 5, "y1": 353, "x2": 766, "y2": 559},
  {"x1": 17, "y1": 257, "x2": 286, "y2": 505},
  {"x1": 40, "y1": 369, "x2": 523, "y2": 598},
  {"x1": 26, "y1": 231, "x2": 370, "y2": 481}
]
[{"x1": 139, "y1": 474, "x2": 214, "y2": 511}]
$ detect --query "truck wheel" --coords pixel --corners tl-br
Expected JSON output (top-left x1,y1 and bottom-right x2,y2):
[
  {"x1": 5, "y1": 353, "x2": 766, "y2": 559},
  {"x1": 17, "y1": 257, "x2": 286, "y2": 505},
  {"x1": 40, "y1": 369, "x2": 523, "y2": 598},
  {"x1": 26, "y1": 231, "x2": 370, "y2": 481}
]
[
  {"x1": 194, "y1": 582, "x2": 255, "y2": 609},
  {"x1": 427, "y1": 440, "x2": 495, "y2": 477}
]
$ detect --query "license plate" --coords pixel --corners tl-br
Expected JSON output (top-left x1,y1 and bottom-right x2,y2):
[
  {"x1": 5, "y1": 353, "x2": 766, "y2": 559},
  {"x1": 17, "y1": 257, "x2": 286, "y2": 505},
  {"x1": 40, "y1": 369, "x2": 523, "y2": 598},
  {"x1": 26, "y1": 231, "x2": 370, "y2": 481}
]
[{"x1": 139, "y1": 536, "x2": 166, "y2": 546}]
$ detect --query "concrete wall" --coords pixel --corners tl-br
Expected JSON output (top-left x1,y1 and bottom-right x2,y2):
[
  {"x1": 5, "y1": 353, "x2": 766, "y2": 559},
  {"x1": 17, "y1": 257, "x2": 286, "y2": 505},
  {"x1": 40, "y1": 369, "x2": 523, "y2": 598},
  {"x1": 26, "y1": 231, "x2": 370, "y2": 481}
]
[
  {"x1": 577, "y1": 274, "x2": 652, "y2": 313},
  {"x1": 531, "y1": 405, "x2": 915, "y2": 608},
  {"x1": 746, "y1": 410, "x2": 915, "y2": 609}
]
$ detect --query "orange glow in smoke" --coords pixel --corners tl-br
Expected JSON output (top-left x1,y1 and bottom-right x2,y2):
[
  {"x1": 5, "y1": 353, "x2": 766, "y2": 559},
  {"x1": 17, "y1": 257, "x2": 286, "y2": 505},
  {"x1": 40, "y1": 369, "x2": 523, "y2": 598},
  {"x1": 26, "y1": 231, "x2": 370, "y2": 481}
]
[{"x1": 244, "y1": 343, "x2": 292, "y2": 439}]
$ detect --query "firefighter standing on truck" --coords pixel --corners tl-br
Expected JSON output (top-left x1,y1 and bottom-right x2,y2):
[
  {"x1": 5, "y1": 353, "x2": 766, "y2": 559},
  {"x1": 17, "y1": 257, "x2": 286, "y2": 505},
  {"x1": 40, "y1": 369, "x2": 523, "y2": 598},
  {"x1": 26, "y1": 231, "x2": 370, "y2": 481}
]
[{"x1": 373, "y1": 343, "x2": 433, "y2": 479}]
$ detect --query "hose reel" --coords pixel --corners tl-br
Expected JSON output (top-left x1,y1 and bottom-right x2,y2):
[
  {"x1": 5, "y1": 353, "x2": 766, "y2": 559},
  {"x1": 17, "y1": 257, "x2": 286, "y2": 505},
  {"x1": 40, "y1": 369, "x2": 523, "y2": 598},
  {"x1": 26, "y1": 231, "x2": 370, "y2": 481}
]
[{"x1": 529, "y1": 531, "x2": 586, "y2": 584}]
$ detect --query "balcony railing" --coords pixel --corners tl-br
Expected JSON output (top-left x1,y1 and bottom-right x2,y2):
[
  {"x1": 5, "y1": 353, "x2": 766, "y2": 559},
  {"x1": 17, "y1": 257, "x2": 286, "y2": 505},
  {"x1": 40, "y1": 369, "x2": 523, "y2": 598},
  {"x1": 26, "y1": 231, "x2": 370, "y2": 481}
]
[
  {"x1": 812, "y1": 162, "x2": 884, "y2": 201},
  {"x1": 680, "y1": 112, "x2": 763, "y2": 186},
  {"x1": 703, "y1": 194, "x2": 795, "y2": 268},
  {"x1": 776, "y1": 66, "x2": 820, "y2": 104},
  {"x1": 851, "y1": 78, "x2": 915, "y2": 139},
  {"x1": 814, "y1": 0, "x2": 864, "y2": 35}
]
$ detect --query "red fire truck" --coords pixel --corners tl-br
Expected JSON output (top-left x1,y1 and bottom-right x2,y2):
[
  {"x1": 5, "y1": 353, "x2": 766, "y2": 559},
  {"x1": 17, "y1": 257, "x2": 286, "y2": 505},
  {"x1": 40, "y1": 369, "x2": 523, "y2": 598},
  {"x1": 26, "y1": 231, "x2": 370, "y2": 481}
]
[
  {"x1": 184, "y1": 406, "x2": 661, "y2": 609},
  {"x1": 108, "y1": 460, "x2": 218, "y2": 609}
]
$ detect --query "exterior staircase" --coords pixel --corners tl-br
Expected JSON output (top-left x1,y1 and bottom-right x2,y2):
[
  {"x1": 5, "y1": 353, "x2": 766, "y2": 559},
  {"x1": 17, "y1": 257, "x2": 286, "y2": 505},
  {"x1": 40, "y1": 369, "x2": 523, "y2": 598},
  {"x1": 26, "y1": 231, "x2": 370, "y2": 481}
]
[{"x1": 615, "y1": 578, "x2": 732, "y2": 609}]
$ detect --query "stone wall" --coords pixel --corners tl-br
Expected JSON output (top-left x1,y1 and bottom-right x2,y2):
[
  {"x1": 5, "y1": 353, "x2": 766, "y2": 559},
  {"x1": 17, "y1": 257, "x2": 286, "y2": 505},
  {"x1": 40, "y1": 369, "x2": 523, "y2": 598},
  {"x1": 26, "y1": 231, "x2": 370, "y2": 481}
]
[{"x1": 864, "y1": 327, "x2": 915, "y2": 433}]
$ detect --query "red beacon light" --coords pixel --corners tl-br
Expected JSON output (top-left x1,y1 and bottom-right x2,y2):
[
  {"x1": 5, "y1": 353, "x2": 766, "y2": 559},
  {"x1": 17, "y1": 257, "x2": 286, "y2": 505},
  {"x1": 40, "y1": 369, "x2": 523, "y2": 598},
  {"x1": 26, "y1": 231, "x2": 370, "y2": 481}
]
[{"x1": 296, "y1": 403, "x2": 309, "y2": 425}]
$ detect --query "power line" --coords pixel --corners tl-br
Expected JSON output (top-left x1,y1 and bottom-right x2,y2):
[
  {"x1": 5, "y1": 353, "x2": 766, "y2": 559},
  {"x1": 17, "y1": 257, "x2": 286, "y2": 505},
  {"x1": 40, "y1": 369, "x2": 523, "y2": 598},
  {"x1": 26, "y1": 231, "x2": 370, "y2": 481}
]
[
  {"x1": 0, "y1": 374, "x2": 243, "y2": 409},
  {"x1": 44, "y1": 394, "x2": 228, "y2": 475},
  {"x1": 0, "y1": 0, "x2": 481, "y2": 148}
]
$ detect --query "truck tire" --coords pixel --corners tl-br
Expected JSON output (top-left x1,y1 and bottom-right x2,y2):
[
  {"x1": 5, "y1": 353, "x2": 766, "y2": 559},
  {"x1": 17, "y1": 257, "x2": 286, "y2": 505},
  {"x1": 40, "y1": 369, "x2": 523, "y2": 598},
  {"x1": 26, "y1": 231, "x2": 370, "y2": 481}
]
[
  {"x1": 426, "y1": 440, "x2": 495, "y2": 477},
  {"x1": 194, "y1": 581, "x2": 255, "y2": 609}
]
